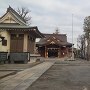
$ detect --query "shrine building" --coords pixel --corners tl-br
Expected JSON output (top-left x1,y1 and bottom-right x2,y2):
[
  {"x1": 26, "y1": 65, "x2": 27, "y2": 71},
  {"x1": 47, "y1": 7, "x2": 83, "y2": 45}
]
[
  {"x1": 36, "y1": 33, "x2": 72, "y2": 58},
  {"x1": 0, "y1": 6, "x2": 43, "y2": 53}
]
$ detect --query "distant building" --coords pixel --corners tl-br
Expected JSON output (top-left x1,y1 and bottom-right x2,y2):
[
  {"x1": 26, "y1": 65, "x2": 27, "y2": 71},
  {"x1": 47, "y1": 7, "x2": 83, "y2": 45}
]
[
  {"x1": 36, "y1": 33, "x2": 72, "y2": 58},
  {"x1": 0, "y1": 6, "x2": 43, "y2": 53}
]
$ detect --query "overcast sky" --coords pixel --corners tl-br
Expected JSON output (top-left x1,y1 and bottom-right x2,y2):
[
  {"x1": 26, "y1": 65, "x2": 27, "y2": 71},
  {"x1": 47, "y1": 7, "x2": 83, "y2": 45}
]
[{"x1": 0, "y1": 0, "x2": 90, "y2": 47}]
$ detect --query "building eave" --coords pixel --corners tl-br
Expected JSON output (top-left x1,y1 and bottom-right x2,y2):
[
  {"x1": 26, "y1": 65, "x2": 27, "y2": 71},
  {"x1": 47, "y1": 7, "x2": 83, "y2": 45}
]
[{"x1": 0, "y1": 25, "x2": 44, "y2": 38}]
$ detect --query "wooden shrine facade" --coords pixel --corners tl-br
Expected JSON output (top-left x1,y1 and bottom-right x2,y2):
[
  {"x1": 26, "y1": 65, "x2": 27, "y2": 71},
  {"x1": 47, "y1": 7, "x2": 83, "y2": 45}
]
[
  {"x1": 36, "y1": 34, "x2": 72, "y2": 58},
  {"x1": 0, "y1": 6, "x2": 43, "y2": 53}
]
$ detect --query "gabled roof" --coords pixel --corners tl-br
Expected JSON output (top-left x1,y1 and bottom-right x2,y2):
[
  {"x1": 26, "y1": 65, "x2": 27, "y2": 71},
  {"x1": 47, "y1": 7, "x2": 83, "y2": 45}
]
[
  {"x1": 0, "y1": 6, "x2": 44, "y2": 38},
  {"x1": 44, "y1": 33, "x2": 67, "y2": 42},
  {"x1": 37, "y1": 33, "x2": 72, "y2": 46},
  {"x1": 0, "y1": 6, "x2": 26, "y2": 25}
]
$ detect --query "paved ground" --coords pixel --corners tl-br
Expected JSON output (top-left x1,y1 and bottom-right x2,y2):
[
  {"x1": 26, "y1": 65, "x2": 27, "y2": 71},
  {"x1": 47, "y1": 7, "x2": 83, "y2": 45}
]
[
  {"x1": 0, "y1": 71, "x2": 17, "y2": 79},
  {"x1": 0, "y1": 61, "x2": 54, "y2": 90},
  {"x1": 0, "y1": 60, "x2": 42, "y2": 79},
  {"x1": 27, "y1": 60, "x2": 90, "y2": 90},
  {"x1": 1, "y1": 58, "x2": 90, "y2": 90}
]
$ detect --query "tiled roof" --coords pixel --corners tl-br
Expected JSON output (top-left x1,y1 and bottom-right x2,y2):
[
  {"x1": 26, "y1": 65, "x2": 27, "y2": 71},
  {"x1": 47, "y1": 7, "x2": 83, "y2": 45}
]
[
  {"x1": 44, "y1": 33, "x2": 67, "y2": 42},
  {"x1": 0, "y1": 6, "x2": 44, "y2": 38},
  {"x1": 37, "y1": 33, "x2": 72, "y2": 46},
  {"x1": 0, "y1": 25, "x2": 44, "y2": 38},
  {"x1": 0, "y1": 6, "x2": 26, "y2": 25},
  {"x1": 7, "y1": 6, "x2": 26, "y2": 23}
]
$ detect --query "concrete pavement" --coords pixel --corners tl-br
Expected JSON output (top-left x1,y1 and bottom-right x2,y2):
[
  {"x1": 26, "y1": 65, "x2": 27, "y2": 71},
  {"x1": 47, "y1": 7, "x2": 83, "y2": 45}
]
[
  {"x1": 26, "y1": 59, "x2": 90, "y2": 90},
  {"x1": 0, "y1": 61, "x2": 55, "y2": 90},
  {"x1": 0, "y1": 59, "x2": 42, "y2": 79}
]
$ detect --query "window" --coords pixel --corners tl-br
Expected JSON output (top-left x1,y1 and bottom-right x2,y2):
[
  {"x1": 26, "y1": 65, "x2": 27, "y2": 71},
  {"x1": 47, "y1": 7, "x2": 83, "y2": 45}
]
[
  {"x1": 11, "y1": 34, "x2": 16, "y2": 39},
  {"x1": 11, "y1": 34, "x2": 24, "y2": 39},
  {"x1": 2, "y1": 40, "x2": 7, "y2": 46},
  {"x1": 28, "y1": 35, "x2": 35, "y2": 41},
  {"x1": 19, "y1": 34, "x2": 24, "y2": 38}
]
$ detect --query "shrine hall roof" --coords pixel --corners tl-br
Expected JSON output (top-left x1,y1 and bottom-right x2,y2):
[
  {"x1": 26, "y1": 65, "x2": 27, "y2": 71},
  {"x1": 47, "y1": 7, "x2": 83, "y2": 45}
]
[{"x1": 37, "y1": 33, "x2": 72, "y2": 47}]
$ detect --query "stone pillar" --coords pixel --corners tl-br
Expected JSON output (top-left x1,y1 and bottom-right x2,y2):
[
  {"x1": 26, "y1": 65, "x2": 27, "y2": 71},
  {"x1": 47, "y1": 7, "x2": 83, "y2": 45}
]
[
  {"x1": 66, "y1": 47, "x2": 69, "y2": 57},
  {"x1": 45, "y1": 46, "x2": 46, "y2": 58},
  {"x1": 23, "y1": 33, "x2": 28, "y2": 52},
  {"x1": 45, "y1": 46, "x2": 48, "y2": 58},
  {"x1": 58, "y1": 49, "x2": 59, "y2": 58},
  {"x1": 33, "y1": 41, "x2": 36, "y2": 54},
  {"x1": 46, "y1": 49, "x2": 48, "y2": 58},
  {"x1": 58, "y1": 48, "x2": 61, "y2": 58}
]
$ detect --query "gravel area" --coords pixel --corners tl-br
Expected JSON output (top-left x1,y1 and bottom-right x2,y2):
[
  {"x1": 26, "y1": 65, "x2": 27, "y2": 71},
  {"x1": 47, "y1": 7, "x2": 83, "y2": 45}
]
[{"x1": 27, "y1": 60, "x2": 90, "y2": 90}]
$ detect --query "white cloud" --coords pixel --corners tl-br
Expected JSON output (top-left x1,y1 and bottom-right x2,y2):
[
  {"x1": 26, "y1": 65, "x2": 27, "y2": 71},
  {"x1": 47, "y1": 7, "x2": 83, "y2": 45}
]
[{"x1": 1, "y1": 0, "x2": 90, "y2": 47}]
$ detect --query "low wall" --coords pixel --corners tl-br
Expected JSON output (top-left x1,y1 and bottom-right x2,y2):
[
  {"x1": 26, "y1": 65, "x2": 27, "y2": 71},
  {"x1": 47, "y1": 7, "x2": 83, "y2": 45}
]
[
  {"x1": 30, "y1": 54, "x2": 44, "y2": 62},
  {"x1": 10, "y1": 52, "x2": 30, "y2": 64}
]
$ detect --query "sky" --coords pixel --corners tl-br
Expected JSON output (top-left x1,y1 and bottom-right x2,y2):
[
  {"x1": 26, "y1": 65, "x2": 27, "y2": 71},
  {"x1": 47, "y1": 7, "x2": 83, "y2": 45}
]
[{"x1": 0, "y1": 0, "x2": 90, "y2": 47}]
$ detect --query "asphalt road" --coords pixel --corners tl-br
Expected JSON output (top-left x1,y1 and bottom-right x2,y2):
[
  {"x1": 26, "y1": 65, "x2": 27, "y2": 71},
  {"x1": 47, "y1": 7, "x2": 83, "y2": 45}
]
[{"x1": 27, "y1": 60, "x2": 90, "y2": 90}]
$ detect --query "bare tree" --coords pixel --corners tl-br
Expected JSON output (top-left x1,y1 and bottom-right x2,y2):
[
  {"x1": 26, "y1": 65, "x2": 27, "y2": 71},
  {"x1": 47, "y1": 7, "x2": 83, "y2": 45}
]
[
  {"x1": 84, "y1": 16, "x2": 90, "y2": 60},
  {"x1": 17, "y1": 7, "x2": 31, "y2": 25},
  {"x1": 77, "y1": 34, "x2": 86, "y2": 59},
  {"x1": 84, "y1": 16, "x2": 90, "y2": 31}
]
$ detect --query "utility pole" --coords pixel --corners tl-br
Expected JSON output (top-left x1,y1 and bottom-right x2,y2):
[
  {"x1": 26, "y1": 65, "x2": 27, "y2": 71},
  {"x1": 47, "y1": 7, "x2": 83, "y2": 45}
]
[{"x1": 71, "y1": 14, "x2": 74, "y2": 60}]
